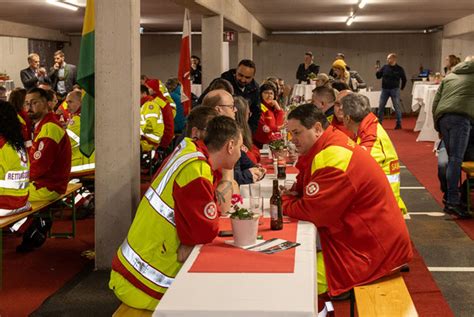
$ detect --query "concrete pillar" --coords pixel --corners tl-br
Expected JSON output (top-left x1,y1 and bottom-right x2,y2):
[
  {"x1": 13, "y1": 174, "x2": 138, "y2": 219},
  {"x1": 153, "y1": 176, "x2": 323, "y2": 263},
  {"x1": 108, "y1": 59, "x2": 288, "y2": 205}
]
[
  {"x1": 202, "y1": 15, "x2": 224, "y2": 88},
  {"x1": 95, "y1": 0, "x2": 141, "y2": 269},
  {"x1": 238, "y1": 32, "x2": 253, "y2": 61}
]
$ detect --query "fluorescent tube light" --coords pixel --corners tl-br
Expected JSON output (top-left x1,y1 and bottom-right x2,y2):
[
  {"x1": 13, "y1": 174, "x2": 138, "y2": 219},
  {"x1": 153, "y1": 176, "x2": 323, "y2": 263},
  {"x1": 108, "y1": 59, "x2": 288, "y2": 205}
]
[
  {"x1": 346, "y1": 16, "x2": 355, "y2": 26},
  {"x1": 359, "y1": 0, "x2": 368, "y2": 9},
  {"x1": 46, "y1": 0, "x2": 79, "y2": 11}
]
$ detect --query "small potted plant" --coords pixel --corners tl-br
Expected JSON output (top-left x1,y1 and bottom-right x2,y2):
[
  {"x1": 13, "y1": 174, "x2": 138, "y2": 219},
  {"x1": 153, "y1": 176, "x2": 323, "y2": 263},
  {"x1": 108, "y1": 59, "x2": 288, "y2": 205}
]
[
  {"x1": 269, "y1": 138, "x2": 288, "y2": 160},
  {"x1": 228, "y1": 194, "x2": 259, "y2": 247},
  {"x1": 307, "y1": 72, "x2": 317, "y2": 84}
]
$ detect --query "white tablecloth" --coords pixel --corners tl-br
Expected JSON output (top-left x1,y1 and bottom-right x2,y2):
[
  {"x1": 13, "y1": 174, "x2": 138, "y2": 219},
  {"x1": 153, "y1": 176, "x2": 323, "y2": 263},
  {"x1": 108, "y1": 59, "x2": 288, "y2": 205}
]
[
  {"x1": 153, "y1": 220, "x2": 317, "y2": 317},
  {"x1": 359, "y1": 90, "x2": 394, "y2": 110},
  {"x1": 411, "y1": 82, "x2": 439, "y2": 132},
  {"x1": 0, "y1": 80, "x2": 14, "y2": 91},
  {"x1": 416, "y1": 86, "x2": 440, "y2": 142},
  {"x1": 191, "y1": 84, "x2": 202, "y2": 97},
  {"x1": 291, "y1": 84, "x2": 315, "y2": 103}
]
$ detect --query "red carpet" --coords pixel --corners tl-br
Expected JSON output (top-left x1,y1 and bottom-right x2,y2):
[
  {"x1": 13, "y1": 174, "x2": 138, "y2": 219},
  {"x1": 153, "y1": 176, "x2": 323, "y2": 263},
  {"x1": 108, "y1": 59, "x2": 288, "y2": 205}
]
[
  {"x1": 382, "y1": 117, "x2": 474, "y2": 240},
  {"x1": 332, "y1": 245, "x2": 454, "y2": 316},
  {"x1": 0, "y1": 217, "x2": 94, "y2": 317}
]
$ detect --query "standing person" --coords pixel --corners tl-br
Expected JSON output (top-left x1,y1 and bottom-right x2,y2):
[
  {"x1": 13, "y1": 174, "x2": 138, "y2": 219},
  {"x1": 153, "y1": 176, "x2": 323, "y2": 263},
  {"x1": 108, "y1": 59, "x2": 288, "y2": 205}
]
[
  {"x1": 190, "y1": 55, "x2": 202, "y2": 84},
  {"x1": 219, "y1": 59, "x2": 261, "y2": 133},
  {"x1": 376, "y1": 53, "x2": 407, "y2": 129},
  {"x1": 296, "y1": 51, "x2": 320, "y2": 84},
  {"x1": 48, "y1": 50, "x2": 77, "y2": 99},
  {"x1": 341, "y1": 93, "x2": 408, "y2": 215},
  {"x1": 282, "y1": 104, "x2": 412, "y2": 297},
  {"x1": 432, "y1": 56, "x2": 474, "y2": 219},
  {"x1": 328, "y1": 53, "x2": 349, "y2": 78},
  {"x1": 109, "y1": 116, "x2": 243, "y2": 311},
  {"x1": 20, "y1": 53, "x2": 49, "y2": 90},
  {"x1": 0, "y1": 100, "x2": 30, "y2": 217}
]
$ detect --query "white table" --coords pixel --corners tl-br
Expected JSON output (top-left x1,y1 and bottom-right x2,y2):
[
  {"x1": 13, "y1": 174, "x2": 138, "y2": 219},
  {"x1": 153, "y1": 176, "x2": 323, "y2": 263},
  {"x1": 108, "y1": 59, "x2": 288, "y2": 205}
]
[
  {"x1": 291, "y1": 84, "x2": 315, "y2": 103},
  {"x1": 0, "y1": 79, "x2": 14, "y2": 91},
  {"x1": 359, "y1": 89, "x2": 394, "y2": 111},
  {"x1": 153, "y1": 219, "x2": 317, "y2": 317},
  {"x1": 411, "y1": 82, "x2": 438, "y2": 132},
  {"x1": 191, "y1": 84, "x2": 202, "y2": 97},
  {"x1": 416, "y1": 86, "x2": 440, "y2": 142}
]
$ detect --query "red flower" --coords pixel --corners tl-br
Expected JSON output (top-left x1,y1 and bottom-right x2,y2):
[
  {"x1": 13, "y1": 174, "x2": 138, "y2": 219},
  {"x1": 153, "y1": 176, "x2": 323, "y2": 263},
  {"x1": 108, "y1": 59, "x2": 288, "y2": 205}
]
[{"x1": 231, "y1": 194, "x2": 243, "y2": 206}]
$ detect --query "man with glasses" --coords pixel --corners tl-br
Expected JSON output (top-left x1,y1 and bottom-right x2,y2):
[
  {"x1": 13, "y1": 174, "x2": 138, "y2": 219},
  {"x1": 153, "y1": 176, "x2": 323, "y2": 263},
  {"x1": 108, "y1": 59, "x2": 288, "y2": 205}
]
[
  {"x1": 202, "y1": 89, "x2": 236, "y2": 119},
  {"x1": 20, "y1": 53, "x2": 49, "y2": 90}
]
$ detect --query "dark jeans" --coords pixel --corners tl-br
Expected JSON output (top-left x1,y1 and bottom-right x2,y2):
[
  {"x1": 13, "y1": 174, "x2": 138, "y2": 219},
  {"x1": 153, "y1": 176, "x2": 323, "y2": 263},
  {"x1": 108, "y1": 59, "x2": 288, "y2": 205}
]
[
  {"x1": 378, "y1": 88, "x2": 402, "y2": 125},
  {"x1": 439, "y1": 114, "x2": 471, "y2": 205}
]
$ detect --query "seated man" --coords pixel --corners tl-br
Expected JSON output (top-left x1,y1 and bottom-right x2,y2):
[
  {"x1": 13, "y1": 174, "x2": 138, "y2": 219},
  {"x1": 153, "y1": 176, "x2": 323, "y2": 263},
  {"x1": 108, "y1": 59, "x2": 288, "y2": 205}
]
[
  {"x1": 341, "y1": 93, "x2": 407, "y2": 215},
  {"x1": 0, "y1": 100, "x2": 30, "y2": 217},
  {"x1": 140, "y1": 98, "x2": 164, "y2": 153},
  {"x1": 311, "y1": 86, "x2": 336, "y2": 119},
  {"x1": 65, "y1": 90, "x2": 95, "y2": 174},
  {"x1": 109, "y1": 116, "x2": 242, "y2": 310},
  {"x1": 283, "y1": 104, "x2": 412, "y2": 298},
  {"x1": 25, "y1": 87, "x2": 71, "y2": 201}
]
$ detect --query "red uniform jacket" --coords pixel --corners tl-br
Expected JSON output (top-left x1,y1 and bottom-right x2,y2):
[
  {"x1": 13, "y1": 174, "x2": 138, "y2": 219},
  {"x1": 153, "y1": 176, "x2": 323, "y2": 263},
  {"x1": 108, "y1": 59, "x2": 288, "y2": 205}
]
[
  {"x1": 242, "y1": 144, "x2": 261, "y2": 164},
  {"x1": 330, "y1": 116, "x2": 355, "y2": 139},
  {"x1": 253, "y1": 102, "x2": 285, "y2": 147},
  {"x1": 283, "y1": 127, "x2": 412, "y2": 296},
  {"x1": 29, "y1": 112, "x2": 71, "y2": 194}
]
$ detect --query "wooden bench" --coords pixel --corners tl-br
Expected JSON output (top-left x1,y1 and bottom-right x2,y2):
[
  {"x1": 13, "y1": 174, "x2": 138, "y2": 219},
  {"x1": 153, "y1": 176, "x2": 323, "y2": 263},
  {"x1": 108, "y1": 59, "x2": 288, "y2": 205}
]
[
  {"x1": 0, "y1": 182, "x2": 82, "y2": 288},
  {"x1": 113, "y1": 303, "x2": 152, "y2": 317},
  {"x1": 352, "y1": 273, "x2": 418, "y2": 317},
  {"x1": 461, "y1": 161, "x2": 474, "y2": 215}
]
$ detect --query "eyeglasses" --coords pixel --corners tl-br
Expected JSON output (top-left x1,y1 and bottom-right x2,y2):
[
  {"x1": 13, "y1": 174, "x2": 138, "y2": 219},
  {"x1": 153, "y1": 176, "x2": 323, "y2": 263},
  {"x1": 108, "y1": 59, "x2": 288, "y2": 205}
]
[{"x1": 218, "y1": 104, "x2": 237, "y2": 111}]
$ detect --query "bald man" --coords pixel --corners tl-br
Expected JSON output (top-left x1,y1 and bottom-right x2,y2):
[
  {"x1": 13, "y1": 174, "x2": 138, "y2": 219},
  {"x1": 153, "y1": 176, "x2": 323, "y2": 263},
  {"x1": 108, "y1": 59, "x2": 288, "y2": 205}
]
[{"x1": 202, "y1": 89, "x2": 236, "y2": 119}]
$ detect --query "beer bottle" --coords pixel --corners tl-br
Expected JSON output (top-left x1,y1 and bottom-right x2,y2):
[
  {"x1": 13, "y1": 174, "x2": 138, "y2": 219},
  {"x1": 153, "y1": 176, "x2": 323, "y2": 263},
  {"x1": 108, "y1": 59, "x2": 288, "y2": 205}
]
[{"x1": 270, "y1": 180, "x2": 283, "y2": 230}]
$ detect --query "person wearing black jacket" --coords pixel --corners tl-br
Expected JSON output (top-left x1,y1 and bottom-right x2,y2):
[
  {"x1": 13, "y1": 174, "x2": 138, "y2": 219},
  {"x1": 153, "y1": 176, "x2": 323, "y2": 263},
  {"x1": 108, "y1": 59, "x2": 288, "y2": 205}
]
[
  {"x1": 296, "y1": 52, "x2": 320, "y2": 84},
  {"x1": 376, "y1": 53, "x2": 407, "y2": 129},
  {"x1": 200, "y1": 59, "x2": 261, "y2": 133}
]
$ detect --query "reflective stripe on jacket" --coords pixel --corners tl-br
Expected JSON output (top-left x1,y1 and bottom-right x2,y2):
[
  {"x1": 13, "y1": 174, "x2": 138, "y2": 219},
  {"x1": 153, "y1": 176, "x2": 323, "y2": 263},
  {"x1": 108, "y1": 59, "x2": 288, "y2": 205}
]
[
  {"x1": 356, "y1": 112, "x2": 407, "y2": 214},
  {"x1": 67, "y1": 114, "x2": 95, "y2": 173},
  {"x1": 0, "y1": 137, "x2": 30, "y2": 217},
  {"x1": 140, "y1": 100, "x2": 164, "y2": 152},
  {"x1": 111, "y1": 138, "x2": 213, "y2": 301}
]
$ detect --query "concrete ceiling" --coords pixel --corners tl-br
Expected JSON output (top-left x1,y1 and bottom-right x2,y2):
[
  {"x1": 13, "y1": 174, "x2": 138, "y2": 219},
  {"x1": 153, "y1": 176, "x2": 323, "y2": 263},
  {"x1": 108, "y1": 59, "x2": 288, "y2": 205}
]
[{"x1": 0, "y1": 0, "x2": 473, "y2": 34}]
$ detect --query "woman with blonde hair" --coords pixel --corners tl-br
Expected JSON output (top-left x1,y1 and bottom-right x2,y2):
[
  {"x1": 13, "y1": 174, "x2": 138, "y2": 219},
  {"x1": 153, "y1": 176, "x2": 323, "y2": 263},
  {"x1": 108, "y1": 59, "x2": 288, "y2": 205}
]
[{"x1": 331, "y1": 60, "x2": 366, "y2": 92}]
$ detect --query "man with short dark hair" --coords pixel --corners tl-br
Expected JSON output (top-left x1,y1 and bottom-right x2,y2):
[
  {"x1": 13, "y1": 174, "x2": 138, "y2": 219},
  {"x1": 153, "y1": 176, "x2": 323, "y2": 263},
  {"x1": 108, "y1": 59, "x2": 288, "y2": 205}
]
[
  {"x1": 341, "y1": 93, "x2": 407, "y2": 215},
  {"x1": 203, "y1": 59, "x2": 260, "y2": 132},
  {"x1": 296, "y1": 51, "x2": 320, "y2": 84},
  {"x1": 110, "y1": 116, "x2": 243, "y2": 311},
  {"x1": 311, "y1": 86, "x2": 336, "y2": 118},
  {"x1": 376, "y1": 53, "x2": 406, "y2": 129},
  {"x1": 25, "y1": 87, "x2": 71, "y2": 201},
  {"x1": 48, "y1": 50, "x2": 77, "y2": 97},
  {"x1": 283, "y1": 103, "x2": 412, "y2": 298}
]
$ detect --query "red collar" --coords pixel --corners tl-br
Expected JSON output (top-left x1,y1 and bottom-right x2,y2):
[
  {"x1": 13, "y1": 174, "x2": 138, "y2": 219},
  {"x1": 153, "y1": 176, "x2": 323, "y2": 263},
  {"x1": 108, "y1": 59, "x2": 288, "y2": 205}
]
[{"x1": 295, "y1": 126, "x2": 337, "y2": 171}]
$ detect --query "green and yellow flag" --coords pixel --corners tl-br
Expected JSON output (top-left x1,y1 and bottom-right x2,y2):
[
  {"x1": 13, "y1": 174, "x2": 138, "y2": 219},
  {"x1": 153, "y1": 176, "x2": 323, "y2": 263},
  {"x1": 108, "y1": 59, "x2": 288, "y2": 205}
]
[{"x1": 77, "y1": 0, "x2": 95, "y2": 157}]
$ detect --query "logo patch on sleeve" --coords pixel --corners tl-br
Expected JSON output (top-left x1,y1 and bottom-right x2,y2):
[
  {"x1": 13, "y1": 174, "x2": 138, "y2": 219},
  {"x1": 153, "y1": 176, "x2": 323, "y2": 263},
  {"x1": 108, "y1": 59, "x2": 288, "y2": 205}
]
[
  {"x1": 203, "y1": 202, "x2": 217, "y2": 219},
  {"x1": 38, "y1": 141, "x2": 45, "y2": 151},
  {"x1": 33, "y1": 150, "x2": 42, "y2": 160},
  {"x1": 306, "y1": 182, "x2": 319, "y2": 196}
]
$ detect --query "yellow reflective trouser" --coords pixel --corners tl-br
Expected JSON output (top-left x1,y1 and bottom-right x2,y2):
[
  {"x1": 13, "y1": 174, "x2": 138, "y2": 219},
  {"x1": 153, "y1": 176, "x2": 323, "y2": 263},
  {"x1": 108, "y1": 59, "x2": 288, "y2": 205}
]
[
  {"x1": 109, "y1": 270, "x2": 159, "y2": 311},
  {"x1": 317, "y1": 251, "x2": 328, "y2": 295},
  {"x1": 28, "y1": 183, "x2": 60, "y2": 202}
]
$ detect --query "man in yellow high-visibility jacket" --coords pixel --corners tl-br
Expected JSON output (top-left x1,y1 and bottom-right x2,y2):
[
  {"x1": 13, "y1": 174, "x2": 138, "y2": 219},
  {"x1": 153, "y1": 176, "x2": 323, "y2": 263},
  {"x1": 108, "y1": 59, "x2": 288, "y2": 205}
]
[
  {"x1": 140, "y1": 99, "x2": 165, "y2": 152},
  {"x1": 341, "y1": 93, "x2": 407, "y2": 214},
  {"x1": 109, "y1": 116, "x2": 242, "y2": 310},
  {"x1": 65, "y1": 90, "x2": 95, "y2": 174}
]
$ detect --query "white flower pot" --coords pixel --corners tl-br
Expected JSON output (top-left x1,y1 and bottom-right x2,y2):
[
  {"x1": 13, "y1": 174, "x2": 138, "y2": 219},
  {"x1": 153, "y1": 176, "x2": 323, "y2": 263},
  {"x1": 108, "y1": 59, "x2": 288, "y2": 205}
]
[{"x1": 231, "y1": 216, "x2": 259, "y2": 247}]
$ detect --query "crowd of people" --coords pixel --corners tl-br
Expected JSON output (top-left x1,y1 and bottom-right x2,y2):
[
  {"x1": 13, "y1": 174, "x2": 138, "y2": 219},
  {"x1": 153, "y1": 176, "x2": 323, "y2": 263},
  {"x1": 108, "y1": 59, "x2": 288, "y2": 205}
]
[{"x1": 1, "y1": 47, "x2": 473, "y2": 312}]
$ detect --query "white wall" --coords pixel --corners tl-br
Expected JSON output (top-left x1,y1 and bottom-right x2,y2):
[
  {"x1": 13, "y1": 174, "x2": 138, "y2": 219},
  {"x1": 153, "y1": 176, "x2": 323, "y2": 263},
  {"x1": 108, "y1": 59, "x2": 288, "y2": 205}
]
[
  {"x1": 441, "y1": 32, "x2": 474, "y2": 67},
  {"x1": 0, "y1": 36, "x2": 28, "y2": 89},
  {"x1": 61, "y1": 32, "x2": 448, "y2": 113}
]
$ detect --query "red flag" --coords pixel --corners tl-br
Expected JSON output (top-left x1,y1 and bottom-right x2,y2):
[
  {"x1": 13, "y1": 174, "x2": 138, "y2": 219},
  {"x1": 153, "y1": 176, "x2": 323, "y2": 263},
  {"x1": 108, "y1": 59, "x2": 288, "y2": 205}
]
[{"x1": 178, "y1": 8, "x2": 191, "y2": 116}]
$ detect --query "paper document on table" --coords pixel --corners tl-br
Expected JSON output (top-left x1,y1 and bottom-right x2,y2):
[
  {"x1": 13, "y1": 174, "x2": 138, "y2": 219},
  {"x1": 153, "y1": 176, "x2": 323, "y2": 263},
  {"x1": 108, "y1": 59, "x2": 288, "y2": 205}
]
[{"x1": 225, "y1": 238, "x2": 300, "y2": 254}]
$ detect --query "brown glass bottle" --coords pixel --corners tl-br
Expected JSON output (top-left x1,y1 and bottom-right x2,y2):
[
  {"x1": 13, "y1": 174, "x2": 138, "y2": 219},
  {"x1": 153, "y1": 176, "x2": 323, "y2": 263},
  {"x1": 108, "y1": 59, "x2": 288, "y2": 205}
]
[
  {"x1": 277, "y1": 158, "x2": 286, "y2": 180},
  {"x1": 270, "y1": 180, "x2": 283, "y2": 230}
]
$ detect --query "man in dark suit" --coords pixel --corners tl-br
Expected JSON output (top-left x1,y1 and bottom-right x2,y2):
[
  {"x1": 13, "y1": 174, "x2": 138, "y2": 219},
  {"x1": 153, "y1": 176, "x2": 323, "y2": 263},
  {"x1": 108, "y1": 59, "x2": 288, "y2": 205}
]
[
  {"x1": 20, "y1": 53, "x2": 49, "y2": 90},
  {"x1": 48, "y1": 50, "x2": 77, "y2": 98}
]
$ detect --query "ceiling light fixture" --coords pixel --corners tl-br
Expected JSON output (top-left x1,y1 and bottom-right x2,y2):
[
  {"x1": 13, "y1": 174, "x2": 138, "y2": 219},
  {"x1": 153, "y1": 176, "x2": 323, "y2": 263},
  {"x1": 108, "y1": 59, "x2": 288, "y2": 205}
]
[
  {"x1": 46, "y1": 0, "x2": 79, "y2": 11},
  {"x1": 346, "y1": 15, "x2": 355, "y2": 26},
  {"x1": 358, "y1": 0, "x2": 368, "y2": 9}
]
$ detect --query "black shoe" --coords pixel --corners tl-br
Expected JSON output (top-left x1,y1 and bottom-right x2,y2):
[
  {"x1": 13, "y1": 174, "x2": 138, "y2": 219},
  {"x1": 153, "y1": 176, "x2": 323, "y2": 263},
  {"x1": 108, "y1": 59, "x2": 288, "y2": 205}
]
[
  {"x1": 394, "y1": 124, "x2": 402, "y2": 130},
  {"x1": 444, "y1": 204, "x2": 472, "y2": 219}
]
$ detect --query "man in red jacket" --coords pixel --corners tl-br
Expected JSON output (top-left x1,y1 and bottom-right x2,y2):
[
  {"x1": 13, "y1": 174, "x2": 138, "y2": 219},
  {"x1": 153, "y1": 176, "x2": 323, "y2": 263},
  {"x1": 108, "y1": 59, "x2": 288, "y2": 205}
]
[
  {"x1": 25, "y1": 87, "x2": 71, "y2": 201},
  {"x1": 283, "y1": 104, "x2": 412, "y2": 297}
]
